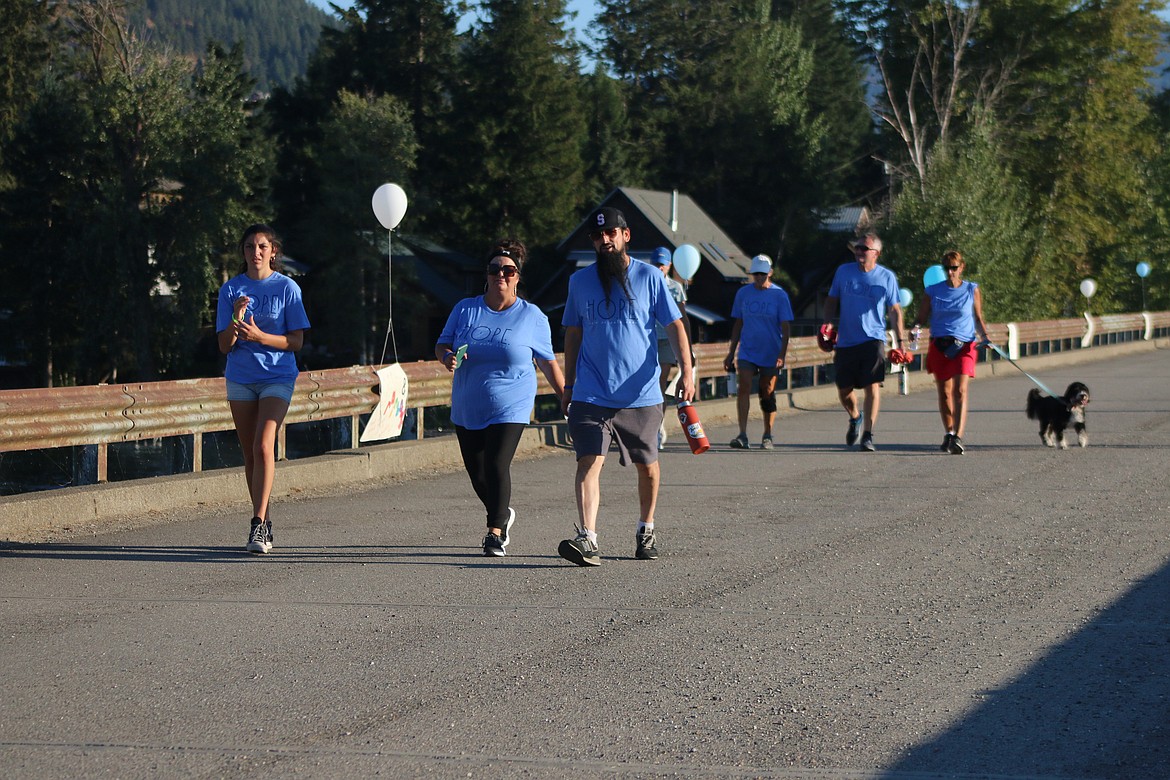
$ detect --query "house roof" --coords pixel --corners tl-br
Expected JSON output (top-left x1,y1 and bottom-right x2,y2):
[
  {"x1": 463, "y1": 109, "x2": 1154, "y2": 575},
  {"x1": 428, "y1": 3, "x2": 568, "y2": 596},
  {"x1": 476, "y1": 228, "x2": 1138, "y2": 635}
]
[
  {"x1": 817, "y1": 206, "x2": 871, "y2": 234},
  {"x1": 558, "y1": 187, "x2": 753, "y2": 282}
]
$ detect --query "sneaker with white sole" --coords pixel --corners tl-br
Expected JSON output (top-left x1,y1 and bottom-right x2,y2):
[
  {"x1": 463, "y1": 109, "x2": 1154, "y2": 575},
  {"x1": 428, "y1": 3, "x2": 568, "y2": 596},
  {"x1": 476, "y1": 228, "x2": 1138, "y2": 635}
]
[
  {"x1": 500, "y1": 507, "x2": 516, "y2": 547},
  {"x1": 246, "y1": 518, "x2": 271, "y2": 554},
  {"x1": 483, "y1": 532, "x2": 505, "y2": 557},
  {"x1": 760, "y1": 435, "x2": 774, "y2": 450},
  {"x1": 729, "y1": 433, "x2": 749, "y2": 449},
  {"x1": 940, "y1": 433, "x2": 954, "y2": 452},
  {"x1": 859, "y1": 431, "x2": 876, "y2": 452},
  {"x1": 948, "y1": 435, "x2": 965, "y2": 455},
  {"x1": 558, "y1": 528, "x2": 601, "y2": 567}
]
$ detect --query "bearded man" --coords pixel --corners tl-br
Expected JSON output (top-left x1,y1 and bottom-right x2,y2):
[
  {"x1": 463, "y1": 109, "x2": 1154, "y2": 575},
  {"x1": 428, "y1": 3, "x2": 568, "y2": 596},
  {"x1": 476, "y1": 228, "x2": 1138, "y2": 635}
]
[{"x1": 558, "y1": 207, "x2": 695, "y2": 566}]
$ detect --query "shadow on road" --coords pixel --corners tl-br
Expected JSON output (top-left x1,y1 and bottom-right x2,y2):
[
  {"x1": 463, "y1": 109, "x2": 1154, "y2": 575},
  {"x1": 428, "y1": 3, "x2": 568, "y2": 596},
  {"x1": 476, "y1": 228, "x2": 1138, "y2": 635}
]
[{"x1": 880, "y1": 559, "x2": 1170, "y2": 779}]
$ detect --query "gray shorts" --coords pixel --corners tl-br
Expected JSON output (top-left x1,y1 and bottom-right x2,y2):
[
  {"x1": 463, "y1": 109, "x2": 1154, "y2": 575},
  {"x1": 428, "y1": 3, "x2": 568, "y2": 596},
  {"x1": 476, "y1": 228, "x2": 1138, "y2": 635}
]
[
  {"x1": 569, "y1": 402, "x2": 663, "y2": 466},
  {"x1": 834, "y1": 340, "x2": 886, "y2": 389}
]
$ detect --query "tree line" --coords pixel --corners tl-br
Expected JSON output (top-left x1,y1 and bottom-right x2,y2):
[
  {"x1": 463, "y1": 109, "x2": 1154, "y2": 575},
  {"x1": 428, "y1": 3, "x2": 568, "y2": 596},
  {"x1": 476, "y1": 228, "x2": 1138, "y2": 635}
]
[{"x1": 1, "y1": 0, "x2": 1168, "y2": 388}]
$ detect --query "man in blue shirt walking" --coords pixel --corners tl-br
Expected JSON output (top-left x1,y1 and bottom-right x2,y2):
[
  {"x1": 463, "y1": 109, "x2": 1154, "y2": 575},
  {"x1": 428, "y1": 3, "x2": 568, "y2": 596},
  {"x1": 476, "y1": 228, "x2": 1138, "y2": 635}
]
[
  {"x1": 822, "y1": 233, "x2": 906, "y2": 452},
  {"x1": 559, "y1": 208, "x2": 695, "y2": 566}
]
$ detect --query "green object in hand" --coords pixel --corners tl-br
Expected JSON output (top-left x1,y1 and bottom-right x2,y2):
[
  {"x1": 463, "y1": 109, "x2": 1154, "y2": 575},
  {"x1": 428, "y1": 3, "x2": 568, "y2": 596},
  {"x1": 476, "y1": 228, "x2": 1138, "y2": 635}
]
[{"x1": 454, "y1": 344, "x2": 468, "y2": 369}]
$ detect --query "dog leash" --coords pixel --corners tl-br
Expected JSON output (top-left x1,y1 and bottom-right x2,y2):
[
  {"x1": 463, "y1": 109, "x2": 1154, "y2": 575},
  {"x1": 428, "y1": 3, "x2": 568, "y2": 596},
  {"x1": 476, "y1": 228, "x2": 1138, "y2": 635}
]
[{"x1": 985, "y1": 342, "x2": 1060, "y2": 398}]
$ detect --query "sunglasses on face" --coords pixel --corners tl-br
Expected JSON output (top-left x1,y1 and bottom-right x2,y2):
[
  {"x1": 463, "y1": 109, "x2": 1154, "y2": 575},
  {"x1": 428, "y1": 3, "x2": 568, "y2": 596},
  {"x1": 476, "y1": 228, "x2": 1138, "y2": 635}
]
[
  {"x1": 945, "y1": 265, "x2": 962, "y2": 271},
  {"x1": 588, "y1": 227, "x2": 622, "y2": 242},
  {"x1": 487, "y1": 264, "x2": 519, "y2": 278},
  {"x1": 853, "y1": 245, "x2": 876, "y2": 253}
]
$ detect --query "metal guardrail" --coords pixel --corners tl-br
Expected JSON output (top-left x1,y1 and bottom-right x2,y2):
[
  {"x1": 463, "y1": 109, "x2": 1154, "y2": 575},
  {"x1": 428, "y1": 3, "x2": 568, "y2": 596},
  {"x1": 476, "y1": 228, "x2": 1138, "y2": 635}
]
[{"x1": 1, "y1": 313, "x2": 1167, "y2": 483}]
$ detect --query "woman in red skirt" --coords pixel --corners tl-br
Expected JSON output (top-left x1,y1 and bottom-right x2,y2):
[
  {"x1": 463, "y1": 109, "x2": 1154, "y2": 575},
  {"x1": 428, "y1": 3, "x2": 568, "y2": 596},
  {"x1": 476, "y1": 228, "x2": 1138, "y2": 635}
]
[{"x1": 916, "y1": 251, "x2": 990, "y2": 454}]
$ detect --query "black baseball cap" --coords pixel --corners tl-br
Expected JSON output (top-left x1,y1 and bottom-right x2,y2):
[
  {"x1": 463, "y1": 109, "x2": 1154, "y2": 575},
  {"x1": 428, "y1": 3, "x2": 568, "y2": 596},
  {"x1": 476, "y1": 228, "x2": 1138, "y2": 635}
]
[{"x1": 589, "y1": 207, "x2": 628, "y2": 232}]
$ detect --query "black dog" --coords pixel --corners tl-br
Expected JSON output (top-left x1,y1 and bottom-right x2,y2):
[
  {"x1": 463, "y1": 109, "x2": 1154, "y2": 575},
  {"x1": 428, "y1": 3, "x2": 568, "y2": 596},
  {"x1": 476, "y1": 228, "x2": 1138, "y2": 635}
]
[{"x1": 1026, "y1": 382, "x2": 1090, "y2": 449}]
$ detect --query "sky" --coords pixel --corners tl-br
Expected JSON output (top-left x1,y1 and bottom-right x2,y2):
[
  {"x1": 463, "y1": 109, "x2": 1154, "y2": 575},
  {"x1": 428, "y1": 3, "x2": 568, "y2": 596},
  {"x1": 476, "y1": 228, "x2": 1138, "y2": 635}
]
[{"x1": 309, "y1": 0, "x2": 602, "y2": 41}]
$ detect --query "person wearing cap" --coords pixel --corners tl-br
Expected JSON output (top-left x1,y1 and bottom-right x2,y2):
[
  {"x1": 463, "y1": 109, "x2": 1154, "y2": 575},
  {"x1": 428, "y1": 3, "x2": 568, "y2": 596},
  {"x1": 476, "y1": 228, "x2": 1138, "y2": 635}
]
[
  {"x1": 558, "y1": 207, "x2": 696, "y2": 566},
  {"x1": 651, "y1": 246, "x2": 691, "y2": 447},
  {"x1": 821, "y1": 232, "x2": 906, "y2": 452},
  {"x1": 722, "y1": 254, "x2": 794, "y2": 449},
  {"x1": 435, "y1": 238, "x2": 566, "y2": 557}
]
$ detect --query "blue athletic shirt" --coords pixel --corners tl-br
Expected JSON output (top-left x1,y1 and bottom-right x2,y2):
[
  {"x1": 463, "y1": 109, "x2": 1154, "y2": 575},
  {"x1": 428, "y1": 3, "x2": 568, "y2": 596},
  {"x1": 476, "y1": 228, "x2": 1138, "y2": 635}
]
[
  {"x1": 562, "y1": 259, "x2": 681, "y2": 408},
  {"x1": 216, "y1": 272, "x2": 311, "y2": 384},
  {"x1": 926, "y1": 280, "x2": 978, "y2": 340},
  {"x1": 731, "y1": 284, "x2": 794, "y2": 366},
  {"x1": 827, "y1": 262, "x2": 900, "y2": 348},
  {"x1": 438, "y1": 297, "x2": 555, "y2": 429}
]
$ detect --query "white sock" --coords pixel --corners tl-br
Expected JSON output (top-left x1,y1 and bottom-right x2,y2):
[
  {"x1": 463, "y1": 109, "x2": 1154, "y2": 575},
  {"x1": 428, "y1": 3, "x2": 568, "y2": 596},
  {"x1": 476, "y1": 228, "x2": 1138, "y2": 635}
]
[
  {"x1": 584, "y1": 528, "x2": 598, "y2": 544},
  {"x1": 638, "y1": 522, "x2": 654, "y2": 533}
]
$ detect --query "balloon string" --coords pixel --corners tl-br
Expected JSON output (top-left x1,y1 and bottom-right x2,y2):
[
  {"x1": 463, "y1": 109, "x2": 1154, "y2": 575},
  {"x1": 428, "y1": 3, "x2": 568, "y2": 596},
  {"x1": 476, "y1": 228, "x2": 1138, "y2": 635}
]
[{"x1": 379, "y1": 230, "x2": 399, "y2": 365}]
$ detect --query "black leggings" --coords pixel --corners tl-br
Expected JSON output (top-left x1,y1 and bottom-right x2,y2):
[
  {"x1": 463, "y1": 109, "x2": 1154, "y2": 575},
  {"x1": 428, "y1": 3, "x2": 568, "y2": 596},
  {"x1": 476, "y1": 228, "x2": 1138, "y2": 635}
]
[{"x1": 455, "y1": 423, "x2": 526, "y2": 529}]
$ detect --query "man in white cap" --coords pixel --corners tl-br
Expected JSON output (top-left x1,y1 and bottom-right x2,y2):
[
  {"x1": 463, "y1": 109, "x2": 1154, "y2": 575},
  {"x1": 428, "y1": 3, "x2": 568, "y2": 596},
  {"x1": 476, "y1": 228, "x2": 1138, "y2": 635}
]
[
  {"x1": 722, "y1": 254, "x2": 793, "y2": 449},
  {"x1": 652, "y1": 247, "x2": 690, "y2": 446}
]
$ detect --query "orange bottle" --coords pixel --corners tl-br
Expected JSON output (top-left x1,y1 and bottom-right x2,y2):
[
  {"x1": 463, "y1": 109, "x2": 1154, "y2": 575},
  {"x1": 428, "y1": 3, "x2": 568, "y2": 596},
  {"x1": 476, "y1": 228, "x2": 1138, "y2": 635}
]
[{"x1": 676, "y1": 401, "x2": 710, "y2": 454}]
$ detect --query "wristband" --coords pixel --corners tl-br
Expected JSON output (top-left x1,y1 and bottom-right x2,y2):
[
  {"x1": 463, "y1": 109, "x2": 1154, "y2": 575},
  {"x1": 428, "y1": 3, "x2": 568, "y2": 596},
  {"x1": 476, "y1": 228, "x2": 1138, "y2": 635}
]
[
  {"x1": 563, "y1": 384, "x2": 573, "y2": 390},
  {"x1": 232, "y1": 316, "x2": 240, "y2": 325}
]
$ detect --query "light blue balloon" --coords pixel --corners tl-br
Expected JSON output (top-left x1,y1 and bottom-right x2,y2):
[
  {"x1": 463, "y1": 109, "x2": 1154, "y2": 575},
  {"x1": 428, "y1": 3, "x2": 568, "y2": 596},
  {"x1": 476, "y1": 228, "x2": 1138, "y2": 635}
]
[
  {"x1": 898, "y1": 288, "x2": 913, "y2": 308},
  {"x1": 672, "y1": 244, "x2": 701, "y2": 281},
  {"x1": 923, "y1": 264, "x2": 946, "y2": 288},
  {"x1": 1136, "y1": 261, "x2": 1151, "y2": 278}
]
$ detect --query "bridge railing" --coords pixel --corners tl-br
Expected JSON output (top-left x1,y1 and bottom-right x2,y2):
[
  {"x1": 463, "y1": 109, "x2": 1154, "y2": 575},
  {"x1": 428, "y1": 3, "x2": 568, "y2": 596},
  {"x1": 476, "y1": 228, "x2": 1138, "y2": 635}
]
[{"x1": 2, "y1": 313, "x2": 1167, "y2": 484}]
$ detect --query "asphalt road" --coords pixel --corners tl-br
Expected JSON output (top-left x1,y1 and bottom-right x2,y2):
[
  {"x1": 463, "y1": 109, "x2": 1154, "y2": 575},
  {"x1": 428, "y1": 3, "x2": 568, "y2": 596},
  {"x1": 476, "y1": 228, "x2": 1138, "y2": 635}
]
[{"x1": 2, "y1": 349, "x2": 1169, "y2": 779}]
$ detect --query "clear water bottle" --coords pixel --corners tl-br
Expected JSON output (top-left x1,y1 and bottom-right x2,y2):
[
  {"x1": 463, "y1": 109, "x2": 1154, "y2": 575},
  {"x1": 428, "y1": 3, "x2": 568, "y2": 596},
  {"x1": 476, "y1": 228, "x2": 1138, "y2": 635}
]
[{"x1": 909, "y1": 324, "x2": 921, "y2": 351}]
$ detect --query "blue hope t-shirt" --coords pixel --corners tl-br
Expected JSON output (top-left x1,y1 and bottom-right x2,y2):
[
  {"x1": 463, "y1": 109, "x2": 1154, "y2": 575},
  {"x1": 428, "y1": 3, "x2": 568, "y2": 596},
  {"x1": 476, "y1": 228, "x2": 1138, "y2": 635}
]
[
  {"x1": 926, "y1": 280, "x2": 978, "y2": 340},
  {"x1": 216, "y1": 272, "x2": 311, "y2": 384},
  {"x1": 562, "y1": 259, "x2": 681, "y2": 408},
  {"x1": 437, "y1": 297, "x2": 555, "y2": 429},
  {"x1": 731, "y1": 284, "x2": 794, "y2": 366},
  {"x1": 827, "y1": 262, "x2": 900, "y2": 348}
]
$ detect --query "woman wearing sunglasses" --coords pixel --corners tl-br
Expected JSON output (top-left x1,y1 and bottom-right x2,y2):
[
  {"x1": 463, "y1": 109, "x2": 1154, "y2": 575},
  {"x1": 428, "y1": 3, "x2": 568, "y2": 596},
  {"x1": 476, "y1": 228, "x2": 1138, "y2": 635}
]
[
  {"x1": 435, "y1": 238, "x2": 566, "y2": 557},
  {"x1": 916, "y1": 250, "x2": 990, "y2": 454}
]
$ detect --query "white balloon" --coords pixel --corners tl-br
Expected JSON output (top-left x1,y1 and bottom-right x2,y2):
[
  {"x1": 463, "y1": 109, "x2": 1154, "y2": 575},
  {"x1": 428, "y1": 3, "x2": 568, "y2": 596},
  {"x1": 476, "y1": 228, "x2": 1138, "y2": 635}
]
[
  {"x1": 372, "y1": 183, "x2": 408, "y2": 230},
  {"x1": 672, "y1": 244, "x2": 701, "y2": 280},
  {"x1": 1079, "y1": 278, "x2": 1097, "y2": 299}
]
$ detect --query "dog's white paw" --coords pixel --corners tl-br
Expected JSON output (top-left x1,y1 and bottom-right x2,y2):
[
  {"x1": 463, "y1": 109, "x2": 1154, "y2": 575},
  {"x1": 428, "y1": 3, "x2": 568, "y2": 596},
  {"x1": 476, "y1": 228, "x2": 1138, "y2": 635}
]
[
  {"x1": 1077, "y1": 433, "x2": 1088, "y2": 448},
  {"x1": 1058, "y1": 439, "x2": 1068, "y2": 450}
]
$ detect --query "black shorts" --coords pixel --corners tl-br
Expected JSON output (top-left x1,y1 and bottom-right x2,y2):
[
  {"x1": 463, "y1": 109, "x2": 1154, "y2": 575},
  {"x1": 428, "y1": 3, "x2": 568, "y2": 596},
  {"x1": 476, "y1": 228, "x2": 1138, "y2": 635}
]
[{"x1": 833, "y1": 340, "x2": 886, "y2": 389}]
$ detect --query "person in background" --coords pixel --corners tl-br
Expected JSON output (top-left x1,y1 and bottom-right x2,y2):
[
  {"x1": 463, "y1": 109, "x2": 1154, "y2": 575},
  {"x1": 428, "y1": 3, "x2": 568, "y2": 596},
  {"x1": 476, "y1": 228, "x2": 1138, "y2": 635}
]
[
  {"x1": 652, "y1": 246, "x2": 690, "y2": 447},
  {"x1": 821, "y1": 233, "x2": 905, "y2": 452},
  {"x1": 559, "y1": 208, "x2": 694, "y2": 566},
  {"x1": 723, "y1": 254, "x2": 793, "y2": 450},
  {"x1": 216, "y1": 224, "x2": 310, "y2": 554},
  {"x1": 916, "y1": 250, "x2": 990, "y2": 455},
  {"x1": 436, "y1": 238, "x2": 565, "y2": 557}
]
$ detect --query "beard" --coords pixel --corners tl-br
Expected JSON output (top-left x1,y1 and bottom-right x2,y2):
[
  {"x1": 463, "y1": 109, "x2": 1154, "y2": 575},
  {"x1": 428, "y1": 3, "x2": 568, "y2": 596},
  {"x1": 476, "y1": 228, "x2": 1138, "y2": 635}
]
[{"x1": 595, "y1": 248, "x2": 631, "y2": 302}]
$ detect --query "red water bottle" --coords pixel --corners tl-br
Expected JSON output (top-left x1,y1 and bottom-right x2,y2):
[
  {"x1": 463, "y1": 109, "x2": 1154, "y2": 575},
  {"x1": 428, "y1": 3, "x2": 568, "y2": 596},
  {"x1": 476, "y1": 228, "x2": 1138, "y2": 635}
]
[{"x1": 676, "y1": 401, "x2": 710, "y2": 454}]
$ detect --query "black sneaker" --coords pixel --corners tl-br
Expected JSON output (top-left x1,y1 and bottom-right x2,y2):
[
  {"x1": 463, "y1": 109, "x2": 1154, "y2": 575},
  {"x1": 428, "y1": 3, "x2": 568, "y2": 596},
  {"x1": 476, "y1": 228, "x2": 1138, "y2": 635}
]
[
  {"x1": 558, "y1": 529, "x2": 601, "y2": 567},
  {"x1": 940, "y1": 433, "x2": 954, "y2": 452},
  {"x1": 860, "y1": 431, "x2": 876, "y2": 452},
  {"x1": 500, "y1": 507, "x2": 516, "y2": 548},
  {"x1": 948, "y1": 435, "x2": 966, "y2": 455},
  {"x1": 483, "y1": 532, "x2": 506, "y2": 557},
  {"x1": 246, "y1": 518, "x2": 270, "y2": 554},
  {"x1": 846, "y1": 416, "x2": 862, "y2": 446},
  {"x1": 635, "y1": 528, "x2": 659, "y2": 560}
]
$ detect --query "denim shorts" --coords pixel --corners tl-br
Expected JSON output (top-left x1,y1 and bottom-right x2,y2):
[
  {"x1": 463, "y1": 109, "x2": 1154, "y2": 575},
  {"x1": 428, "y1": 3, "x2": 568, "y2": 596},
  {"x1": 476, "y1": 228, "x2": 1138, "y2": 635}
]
[{"x1": 225, "y1": 379, "x2": 296, "y2": 404}]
